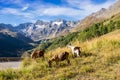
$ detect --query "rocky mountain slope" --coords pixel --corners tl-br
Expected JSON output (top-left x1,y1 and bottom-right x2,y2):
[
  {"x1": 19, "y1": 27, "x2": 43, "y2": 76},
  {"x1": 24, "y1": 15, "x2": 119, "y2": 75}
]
[
  {"x1": 73, "y1": 0, "x2": 120, "y2": 32},
  {"x1": 0, "y1": 19, "x2": 78, "y2": 56},
  {"x1": 0, "y1": 23, "x2": 34, "y2": 57},
  {"x1": 15, "y1": 19, "x2": 78, "y2": 41},
  {"x1": 36, "y1": 11, "x2": 120, "y2": 51}
]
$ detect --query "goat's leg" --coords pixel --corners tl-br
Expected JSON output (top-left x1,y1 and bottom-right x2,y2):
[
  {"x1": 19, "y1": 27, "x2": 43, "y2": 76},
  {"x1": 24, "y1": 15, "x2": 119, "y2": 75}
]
[
  {"x1": 42, "y1": 55, "x2": 45, "y2": 60},
  {"x1": 67, "y1": 59, "x2": 70, "y2": 64},
  {"x1": 66, "y1": 56, "x2": 70, "y2": 64},
  {"x1": 34, "y1": 54, "x2": 36, "y2": 58},
  {"x1": 55, "y1": 61, "x2": 60, "y2": 67},
  {"x1": 72, "y1": 51, "x2": 75, "y2": 58},
  {"x1": 76, "y1": 51, "x2": 80, "y2": 57}
]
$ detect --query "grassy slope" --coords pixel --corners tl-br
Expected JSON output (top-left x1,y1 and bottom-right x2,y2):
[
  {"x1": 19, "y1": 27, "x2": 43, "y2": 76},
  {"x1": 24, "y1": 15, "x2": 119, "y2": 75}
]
[
  {"x1": 0, "y1": 29, "x2": 120, "y2": 80},
  {"x1": 35, "y1": 12, "x2": 120, "y2": 52}
]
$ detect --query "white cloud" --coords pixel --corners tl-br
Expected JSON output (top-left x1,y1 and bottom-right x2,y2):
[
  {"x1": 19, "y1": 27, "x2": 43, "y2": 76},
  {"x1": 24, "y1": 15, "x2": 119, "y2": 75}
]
[
  {"x1": 0, "y1": 0, "x2": 117, "y2": 24},
  {"x1": 65, "y1": 0, "x2": 117, "y2": 16},
  {"x1": 43, "y1": 7, "x2": 82, "y2": 16},
  {"x1": 0, "y1": 8, "x2": 34, "y2": 19},
  {"x1": 0, "y1": 0, "x2": 116, "y2": 18},
  {"x1": 22, "y1": 4, "x2": 29, "y2": 11},
  {"x1": 30, "y1": 0, "x2": 117, "y2": 19}
]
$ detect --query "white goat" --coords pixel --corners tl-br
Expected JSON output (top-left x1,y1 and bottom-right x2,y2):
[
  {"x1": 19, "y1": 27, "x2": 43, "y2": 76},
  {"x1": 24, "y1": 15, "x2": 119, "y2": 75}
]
[{"x1": 68, "y1": 44, "x2": 81, "y2": 57}]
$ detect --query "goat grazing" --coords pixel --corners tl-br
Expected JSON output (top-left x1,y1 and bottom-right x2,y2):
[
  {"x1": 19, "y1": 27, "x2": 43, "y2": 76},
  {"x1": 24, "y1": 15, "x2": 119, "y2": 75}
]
[
  {"x1": 31, "y1": 49, "x2": 45, "y2": 59},
  {"x1": 68, "y1": 44, "x2": 81, "y2": 57},
  {"x1": 48, "y1": 51, "x2": 70, "y2": 67}
]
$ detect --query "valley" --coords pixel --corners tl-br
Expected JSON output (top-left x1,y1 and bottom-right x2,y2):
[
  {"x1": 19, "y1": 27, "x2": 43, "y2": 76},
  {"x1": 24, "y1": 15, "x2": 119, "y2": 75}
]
[{"x1": 0, "y1": 0, "x2": 120, "y2": 80}]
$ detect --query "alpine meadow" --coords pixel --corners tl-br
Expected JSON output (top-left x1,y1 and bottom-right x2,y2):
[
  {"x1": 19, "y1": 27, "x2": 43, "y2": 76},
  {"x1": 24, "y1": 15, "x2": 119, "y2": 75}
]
[{"x1": 0, "y1": 0, "x2": 120, "y2": 80}]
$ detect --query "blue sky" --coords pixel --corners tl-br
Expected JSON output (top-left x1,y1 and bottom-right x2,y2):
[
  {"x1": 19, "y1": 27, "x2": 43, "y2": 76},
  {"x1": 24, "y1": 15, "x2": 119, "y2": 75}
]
[{"x1": 0, "y1": 0, "x2": 117, "y2": 25}]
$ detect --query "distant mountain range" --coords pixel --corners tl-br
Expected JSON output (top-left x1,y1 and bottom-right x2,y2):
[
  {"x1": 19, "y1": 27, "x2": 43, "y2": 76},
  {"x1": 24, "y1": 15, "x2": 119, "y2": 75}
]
[
  {"x1": 0, "y1": 19, "x2": 78, "y2": 57},
  {"x1": 0, "y1": 0, "x2": 120, "y2": 57},
  {"x1": 15, "y1": 19, "x2": 78, "y2": 41}
]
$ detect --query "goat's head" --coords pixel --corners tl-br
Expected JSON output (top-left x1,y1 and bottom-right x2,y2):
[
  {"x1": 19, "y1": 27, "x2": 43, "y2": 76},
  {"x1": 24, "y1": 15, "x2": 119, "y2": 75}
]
[{"x1": 67, "y1": 43, "x2": 72, "y2": 48}]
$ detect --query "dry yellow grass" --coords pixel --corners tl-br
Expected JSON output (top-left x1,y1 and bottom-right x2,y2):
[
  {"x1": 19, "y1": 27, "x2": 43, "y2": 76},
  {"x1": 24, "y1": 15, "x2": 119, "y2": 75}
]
[
  {"x1": 0, "y1": 29, "x2": 120, "y2": 80},
  {"x1": 44, "y1": 29, "x2": 120, "y2": 80},
  {"x1": 36, "y1": 29, "x2": 120, "y2": 80}
]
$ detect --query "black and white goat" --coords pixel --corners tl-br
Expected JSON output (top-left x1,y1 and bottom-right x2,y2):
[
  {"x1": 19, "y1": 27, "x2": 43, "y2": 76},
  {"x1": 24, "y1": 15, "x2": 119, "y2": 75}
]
[{"x1": 68, "y1": 44, "x2": 81, "y2": 57}]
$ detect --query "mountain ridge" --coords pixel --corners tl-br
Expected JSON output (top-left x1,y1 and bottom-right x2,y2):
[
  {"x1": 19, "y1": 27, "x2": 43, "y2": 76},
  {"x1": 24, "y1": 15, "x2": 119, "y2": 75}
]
[
  {"x1": 15, "y1": 19, "x2": 78, "y2": 41},
  {"x1": 0, "y1": 25, "x2": 34, "y2": 57},
  {"x1": 72, "y1": 0, "x2": 120, "y2": 32}
]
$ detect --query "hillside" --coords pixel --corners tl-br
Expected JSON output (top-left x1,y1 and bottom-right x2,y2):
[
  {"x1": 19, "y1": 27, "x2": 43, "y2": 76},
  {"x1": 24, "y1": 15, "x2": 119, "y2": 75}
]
[
  {"x1": 0, "y1": 29, "x2": 120, "y2": 80},
  {"x1": 72, "y1": 0, "x2": 120, "y2": 32},
  {"x1": 36, "y1": 12, "x2": 120, "y2": 51},
  {"x1": 0, "y1": 24, "x2": 34, "y2": 57},
  {"x1": 0, "y1": 0, "x2": 120, "y2": 79}
]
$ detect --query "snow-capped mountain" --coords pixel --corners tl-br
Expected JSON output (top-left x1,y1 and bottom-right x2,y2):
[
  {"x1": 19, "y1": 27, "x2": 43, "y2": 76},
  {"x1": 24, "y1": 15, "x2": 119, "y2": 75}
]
[{"x1": 15, "y1": 19, "x2": 78, "y2": 41}]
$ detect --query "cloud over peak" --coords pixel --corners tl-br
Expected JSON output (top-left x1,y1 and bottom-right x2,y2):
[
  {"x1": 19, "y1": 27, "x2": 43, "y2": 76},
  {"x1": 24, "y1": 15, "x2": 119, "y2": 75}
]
[{"x1": 0, "y1": 0, "x2": 117, "y2": 25}]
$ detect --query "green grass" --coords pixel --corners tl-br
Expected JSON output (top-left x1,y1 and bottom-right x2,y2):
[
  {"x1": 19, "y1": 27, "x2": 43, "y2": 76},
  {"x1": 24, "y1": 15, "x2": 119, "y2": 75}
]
[{"x1": 36, "y1": 13, "x2": 120, "y2": 52}]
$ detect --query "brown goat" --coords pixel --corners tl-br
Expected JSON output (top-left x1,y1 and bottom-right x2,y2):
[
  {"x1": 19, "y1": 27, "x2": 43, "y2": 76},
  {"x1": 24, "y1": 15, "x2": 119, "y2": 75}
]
[
  {"x1": 48, "y1": 51, "x2": 70, "y2": 67},
  {"x1": 31, "y1": 50, "x2": 45, "y2": 59}
]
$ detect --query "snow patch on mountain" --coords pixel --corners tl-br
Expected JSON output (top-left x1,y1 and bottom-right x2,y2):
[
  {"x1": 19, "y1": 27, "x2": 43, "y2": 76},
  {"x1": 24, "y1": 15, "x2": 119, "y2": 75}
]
[
  {"x1": 15, "y1": 19, "x2": 79, "y2": 41},
  {"x1": 52, "y1": 21, "x2": 63, "y2": 26}
]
